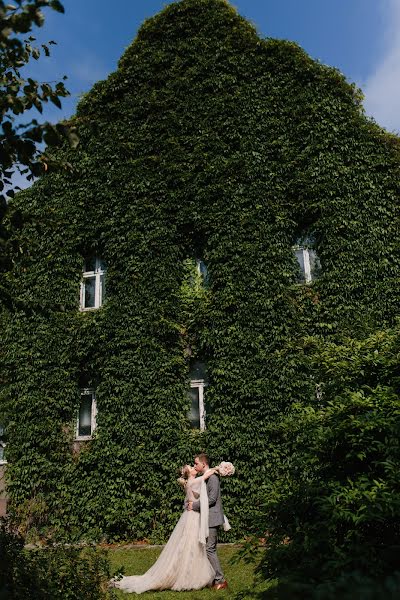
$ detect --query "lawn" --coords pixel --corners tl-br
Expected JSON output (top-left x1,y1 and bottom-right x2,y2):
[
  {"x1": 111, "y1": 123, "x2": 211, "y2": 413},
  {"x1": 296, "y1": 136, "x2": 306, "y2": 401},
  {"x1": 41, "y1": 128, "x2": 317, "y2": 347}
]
[{"x1": 108, "y1": 544, "x2": 274, "y2": 599}]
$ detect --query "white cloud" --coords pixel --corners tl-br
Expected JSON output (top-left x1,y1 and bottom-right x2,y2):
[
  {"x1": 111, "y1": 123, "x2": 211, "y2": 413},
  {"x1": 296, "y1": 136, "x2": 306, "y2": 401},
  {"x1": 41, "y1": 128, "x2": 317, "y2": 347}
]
[{"x1": 362, "y1": 0, "x2": 400, "y2": 133}]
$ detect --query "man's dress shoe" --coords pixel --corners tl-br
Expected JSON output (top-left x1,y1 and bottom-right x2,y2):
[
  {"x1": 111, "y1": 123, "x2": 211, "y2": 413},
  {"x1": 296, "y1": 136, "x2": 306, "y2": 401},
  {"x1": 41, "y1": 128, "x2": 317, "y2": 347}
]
[{"x1": 212, "y1": 580, "x2": 228, "y2": 590}]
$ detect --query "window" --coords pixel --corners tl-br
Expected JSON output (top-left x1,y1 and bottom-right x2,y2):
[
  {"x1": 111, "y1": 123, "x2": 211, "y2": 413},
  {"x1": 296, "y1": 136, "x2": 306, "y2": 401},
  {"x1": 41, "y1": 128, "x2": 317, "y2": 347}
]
[
  {"x1": 76, "y1": 389, "x2": 97, "y2": 440},
  {"x1": 0, "y1": 425, "x2": 6, "y2": 465},
  {"x1": 294, "y1": 244, "x2": 321, "y2": 284},
  {"x1": 80, "y1": 257, "x2": 106, "y2": 310},
  {"x1": 196, "y1": 259, "x2": 209, "y2": 286},
  {"x1": 315, "y1": 383, "x2": 324, "y2": 405},
  {"x1": 181, "y1": 258, "x2": 209, "y2": 295},
  {"x1": 189, "y1": 379, "x2": 206, "y2": 431}
]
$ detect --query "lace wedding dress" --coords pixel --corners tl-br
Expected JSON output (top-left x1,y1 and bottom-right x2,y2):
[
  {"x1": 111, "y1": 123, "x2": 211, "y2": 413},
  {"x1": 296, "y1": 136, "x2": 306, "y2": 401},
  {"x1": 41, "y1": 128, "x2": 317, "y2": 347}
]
[{"x1": 115, "y1": 476, "x2": 215, "y2": 593}]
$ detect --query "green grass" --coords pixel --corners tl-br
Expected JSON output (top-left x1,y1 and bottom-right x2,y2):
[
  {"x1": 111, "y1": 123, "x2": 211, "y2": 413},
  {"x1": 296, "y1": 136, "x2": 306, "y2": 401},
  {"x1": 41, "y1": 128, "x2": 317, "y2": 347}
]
[{"x1": 108, "y1": 545, "x2": 275, "y2": 599}]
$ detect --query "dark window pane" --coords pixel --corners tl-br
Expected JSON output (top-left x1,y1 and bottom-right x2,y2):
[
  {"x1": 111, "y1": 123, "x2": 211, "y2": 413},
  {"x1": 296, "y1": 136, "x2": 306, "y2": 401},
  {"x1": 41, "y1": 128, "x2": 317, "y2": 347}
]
[
  {"x1": 295, "y1": 249, "x2": 306, "y2": 283},
  {"x1": 78, "y1": 395, "x2": 93, "y2": 437},
  {"x1": 84, "y1": 257, "x2": 96, "y2": 273},
  {"x1": 97, "y1": 258, "x2": 106, "y2": 272},
  {"x1": 0, "y1": 446, "x2": 4, "y2": 461},
  {"x1": 83, "y1": 277, "x2": 96, "y2": 308},
  {"x1": 189, "y1": 362, "x2": 207, "y2": 381},
  {"x1": 188, "y1": 387, "x2": 200, "y2": 429},
  {"x1": 309, "y1": 250, "x2": 321, "y2": 281}
]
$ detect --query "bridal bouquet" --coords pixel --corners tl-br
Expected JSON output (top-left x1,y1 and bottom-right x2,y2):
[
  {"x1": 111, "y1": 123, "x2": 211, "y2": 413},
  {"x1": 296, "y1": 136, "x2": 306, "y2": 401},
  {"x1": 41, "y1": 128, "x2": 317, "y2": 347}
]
[{"x1": 215, "y1": 461, "x2": 235, "y2": 477}]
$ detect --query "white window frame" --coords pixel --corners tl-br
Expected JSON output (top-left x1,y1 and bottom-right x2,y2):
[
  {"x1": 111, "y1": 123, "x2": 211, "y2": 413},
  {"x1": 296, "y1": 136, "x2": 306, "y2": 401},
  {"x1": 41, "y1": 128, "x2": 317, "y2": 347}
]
[
  {"x1": 80, "y1": 258, "x2": 105, "y2": 311},
  {"x1": 189, "y1": 379, "x2": 206, "y2": 431},
  {"x1": 75, "y1": 389, "x2": 97, "y2": 441},
  {"x1": 0, "y1": 426, "x2": 6, "y2": 465},
  {"x1": 294, "y1": 246, "x2": 313, "y2": 284},
  {"x1": 0, "y1": 445, "x2": 6, "y2": 465}
]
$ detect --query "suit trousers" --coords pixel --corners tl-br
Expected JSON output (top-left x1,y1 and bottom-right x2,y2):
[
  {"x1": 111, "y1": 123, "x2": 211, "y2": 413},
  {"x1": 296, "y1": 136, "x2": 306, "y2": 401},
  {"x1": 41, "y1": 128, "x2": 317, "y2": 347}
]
[{"x1": 206, "y1": 526, "x2": 224, "y2": 583}]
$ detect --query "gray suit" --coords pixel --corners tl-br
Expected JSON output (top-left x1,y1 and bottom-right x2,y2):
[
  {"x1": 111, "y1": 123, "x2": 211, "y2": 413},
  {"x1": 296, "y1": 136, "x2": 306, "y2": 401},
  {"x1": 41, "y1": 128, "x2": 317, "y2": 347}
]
[{"x1": 192, "y1": 474, "x2": 225, "y2": 583}]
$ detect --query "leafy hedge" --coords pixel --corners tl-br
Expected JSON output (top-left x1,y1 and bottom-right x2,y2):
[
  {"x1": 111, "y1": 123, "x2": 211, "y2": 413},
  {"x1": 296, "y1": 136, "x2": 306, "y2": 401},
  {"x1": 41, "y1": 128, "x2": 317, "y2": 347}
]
[
  {"x1": 1, "y1": 0, "x2": 400, "y2": 541},
  {"x1": 0, "y1": 519, "x2": 116, "y2": 599}
]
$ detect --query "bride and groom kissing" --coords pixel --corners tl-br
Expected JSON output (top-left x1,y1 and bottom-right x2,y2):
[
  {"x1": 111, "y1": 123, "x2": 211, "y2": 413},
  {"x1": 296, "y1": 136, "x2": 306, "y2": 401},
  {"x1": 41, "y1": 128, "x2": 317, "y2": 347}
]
[{"x1": 115, "y1": 453, "x2": 231, "y2": 593}]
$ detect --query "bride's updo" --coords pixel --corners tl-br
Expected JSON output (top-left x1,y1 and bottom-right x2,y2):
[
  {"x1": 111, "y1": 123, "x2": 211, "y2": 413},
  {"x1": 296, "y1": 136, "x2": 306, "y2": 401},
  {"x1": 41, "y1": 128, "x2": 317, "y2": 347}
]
[{"x1": 177, "y1": 464, "x2": 191, "y2": 488}]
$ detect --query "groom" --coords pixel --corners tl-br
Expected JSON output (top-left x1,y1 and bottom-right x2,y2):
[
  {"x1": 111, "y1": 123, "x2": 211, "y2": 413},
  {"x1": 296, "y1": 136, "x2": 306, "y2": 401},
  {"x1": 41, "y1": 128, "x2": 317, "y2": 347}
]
[{"x1": 187, "y1": 453, "x2": 228, "y2": 591}]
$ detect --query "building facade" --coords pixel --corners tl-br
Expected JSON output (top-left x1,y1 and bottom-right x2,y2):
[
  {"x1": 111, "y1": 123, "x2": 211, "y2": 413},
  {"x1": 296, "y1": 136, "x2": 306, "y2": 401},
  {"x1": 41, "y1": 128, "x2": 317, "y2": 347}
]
[{"x1": 1, "y1": 0, "x2": 400, "y2": 541}]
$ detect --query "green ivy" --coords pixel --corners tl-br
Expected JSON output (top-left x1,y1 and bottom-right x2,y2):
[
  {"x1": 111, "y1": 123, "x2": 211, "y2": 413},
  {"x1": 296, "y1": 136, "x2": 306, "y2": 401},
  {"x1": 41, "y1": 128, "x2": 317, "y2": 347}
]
[{"x1": 1, "y1": 0, "x2": 400, "y2": 541}]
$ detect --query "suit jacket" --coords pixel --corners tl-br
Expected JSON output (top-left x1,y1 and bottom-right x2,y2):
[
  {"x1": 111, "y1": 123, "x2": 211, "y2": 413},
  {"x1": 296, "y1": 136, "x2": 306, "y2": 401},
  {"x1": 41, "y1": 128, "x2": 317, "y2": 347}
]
[{"x1": 192, "y1": 473, "x2": 224, "y2": 528}]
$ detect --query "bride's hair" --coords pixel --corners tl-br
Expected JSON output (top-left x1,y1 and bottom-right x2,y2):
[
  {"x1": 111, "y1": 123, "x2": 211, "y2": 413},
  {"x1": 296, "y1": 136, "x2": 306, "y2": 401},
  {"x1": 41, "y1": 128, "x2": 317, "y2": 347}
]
[{"x1": 177, "y1": 464, "x2": 191, "y2": 488}]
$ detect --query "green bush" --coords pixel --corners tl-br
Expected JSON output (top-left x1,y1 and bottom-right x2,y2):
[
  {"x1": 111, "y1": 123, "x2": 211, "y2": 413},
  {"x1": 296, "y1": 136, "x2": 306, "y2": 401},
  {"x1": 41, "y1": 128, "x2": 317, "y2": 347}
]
[
  {"x1": 252, "y1": 572, "x2": 400, "y2": 600},
  {"x1": 0, "y1": 519, "x2": 117, "y2": 600},
  {"x1": 242, "y1": 328, "x2": 400, "y2": 593}
]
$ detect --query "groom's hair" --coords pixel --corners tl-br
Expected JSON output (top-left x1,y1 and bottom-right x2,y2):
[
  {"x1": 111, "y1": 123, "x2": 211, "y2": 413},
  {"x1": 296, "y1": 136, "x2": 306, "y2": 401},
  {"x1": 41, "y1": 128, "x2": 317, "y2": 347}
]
[{"x1": 196, "y1": 453, "x2": 210, "y2": 467}]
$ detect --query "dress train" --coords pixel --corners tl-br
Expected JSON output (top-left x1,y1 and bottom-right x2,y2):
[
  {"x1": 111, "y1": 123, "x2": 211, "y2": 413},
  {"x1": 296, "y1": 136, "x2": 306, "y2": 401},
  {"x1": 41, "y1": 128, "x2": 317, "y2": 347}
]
[{"x1": 115, "y1": 478, "x2": 215, "y2": 593}]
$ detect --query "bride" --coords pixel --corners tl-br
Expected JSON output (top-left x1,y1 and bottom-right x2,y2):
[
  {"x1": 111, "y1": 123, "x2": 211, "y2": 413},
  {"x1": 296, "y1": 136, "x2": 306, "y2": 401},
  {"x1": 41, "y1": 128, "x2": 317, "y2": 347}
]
[{"x1": 114, "y1": 465, "x2": 218, "y2": 593}]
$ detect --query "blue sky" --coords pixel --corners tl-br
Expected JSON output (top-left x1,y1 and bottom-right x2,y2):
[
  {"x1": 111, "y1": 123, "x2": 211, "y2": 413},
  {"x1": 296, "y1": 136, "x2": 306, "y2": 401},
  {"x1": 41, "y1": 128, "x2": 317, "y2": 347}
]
[{"x1": 24, "y1": 0, "x2": 400, "y2": 133}]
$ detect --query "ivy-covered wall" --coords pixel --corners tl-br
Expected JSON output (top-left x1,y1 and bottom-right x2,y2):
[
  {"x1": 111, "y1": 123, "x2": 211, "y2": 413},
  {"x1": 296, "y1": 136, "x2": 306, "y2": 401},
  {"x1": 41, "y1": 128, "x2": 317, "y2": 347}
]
[{"x1": 1, "y1": 0, "x2": 400, "y2": 541}]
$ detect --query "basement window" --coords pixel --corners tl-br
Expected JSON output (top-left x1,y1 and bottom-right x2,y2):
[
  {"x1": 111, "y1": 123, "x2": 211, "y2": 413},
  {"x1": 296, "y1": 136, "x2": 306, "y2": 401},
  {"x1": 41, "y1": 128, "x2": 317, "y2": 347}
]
[
  {"x1": 80, "y1": 257, "x2": 106, "y2": 310},
  {"x1": 76, "y1": 389, "x2": 97, "y2": 440}
]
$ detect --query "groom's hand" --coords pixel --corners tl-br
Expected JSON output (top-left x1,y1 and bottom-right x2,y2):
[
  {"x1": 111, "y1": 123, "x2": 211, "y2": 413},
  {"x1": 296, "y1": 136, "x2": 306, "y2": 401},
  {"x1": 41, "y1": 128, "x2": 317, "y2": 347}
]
[{"x1": 187, "y1": 501, "x2": 193, "y2": 511}]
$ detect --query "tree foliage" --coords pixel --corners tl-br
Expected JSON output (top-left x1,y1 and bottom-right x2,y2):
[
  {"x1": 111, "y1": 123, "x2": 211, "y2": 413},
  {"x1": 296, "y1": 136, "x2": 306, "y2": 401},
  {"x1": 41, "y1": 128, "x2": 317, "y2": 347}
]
[
  {"x1": 0, "y1": 0, "x2": 69, "y2": 219},
  {"x1": 1, "y1": 0, "x2": 400, "y2": 549},
  {"x1": 242, "y1": 328, "x2": 400, "y2": 597}
]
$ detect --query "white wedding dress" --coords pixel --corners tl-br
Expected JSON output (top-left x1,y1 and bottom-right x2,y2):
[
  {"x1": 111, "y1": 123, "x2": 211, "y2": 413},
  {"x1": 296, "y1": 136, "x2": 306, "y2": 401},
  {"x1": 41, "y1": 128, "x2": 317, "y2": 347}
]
[{"x1": 115, "y1": 476, "x2": 215, "y2": 593}]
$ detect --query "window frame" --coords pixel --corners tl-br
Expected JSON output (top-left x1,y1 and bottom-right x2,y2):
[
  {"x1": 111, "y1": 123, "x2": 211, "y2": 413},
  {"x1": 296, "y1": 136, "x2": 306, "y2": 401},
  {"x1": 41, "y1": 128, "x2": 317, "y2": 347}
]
[
  {"x1": 80, "y1": 258, "x2": 105, "y2": 311},
  {"x1": 0, "y1": 443, "x2": 6, "y2": 465},
  {"x1": 75, "y1": 388, "x2": 97, "y2": 441},
  {"x1": 294, "y1": 245, "x2": 320, "y2": 284},
  {"x1": 0, "y1": 425, "x2": 6, "y2": 465},
  {"x1": 189, "y1": 379, "x2": 206, "y2": 431},
  {"x1": 295, "y1": 246, "x2": 312, "y2": 284}
]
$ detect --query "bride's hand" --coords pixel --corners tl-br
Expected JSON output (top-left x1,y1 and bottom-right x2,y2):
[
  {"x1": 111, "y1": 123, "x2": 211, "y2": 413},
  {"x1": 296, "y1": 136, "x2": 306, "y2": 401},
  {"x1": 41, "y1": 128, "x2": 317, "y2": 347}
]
[{"x1": 203, "y1": 467, "x2": 218, "y2": 481}]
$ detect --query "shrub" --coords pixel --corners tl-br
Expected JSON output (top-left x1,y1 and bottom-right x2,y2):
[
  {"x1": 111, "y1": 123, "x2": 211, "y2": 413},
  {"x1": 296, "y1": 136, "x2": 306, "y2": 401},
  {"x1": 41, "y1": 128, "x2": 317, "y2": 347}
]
[
  {"x1": 257, "y1": 572, "x2": 400, "y2": 600},
  {"x1": 242, "y1": 328, "x2": 400, "y2": 594},
  {"x1": 0, "y1": 519, "x2": 117, "y2": 600}
]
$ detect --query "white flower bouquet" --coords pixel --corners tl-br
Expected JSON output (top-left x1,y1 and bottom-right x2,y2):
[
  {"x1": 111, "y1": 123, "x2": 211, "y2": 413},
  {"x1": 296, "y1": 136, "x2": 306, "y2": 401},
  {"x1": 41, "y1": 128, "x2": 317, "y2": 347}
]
[{"x1": 215, "y1": 461, "x2": 235, "y2": 477}]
